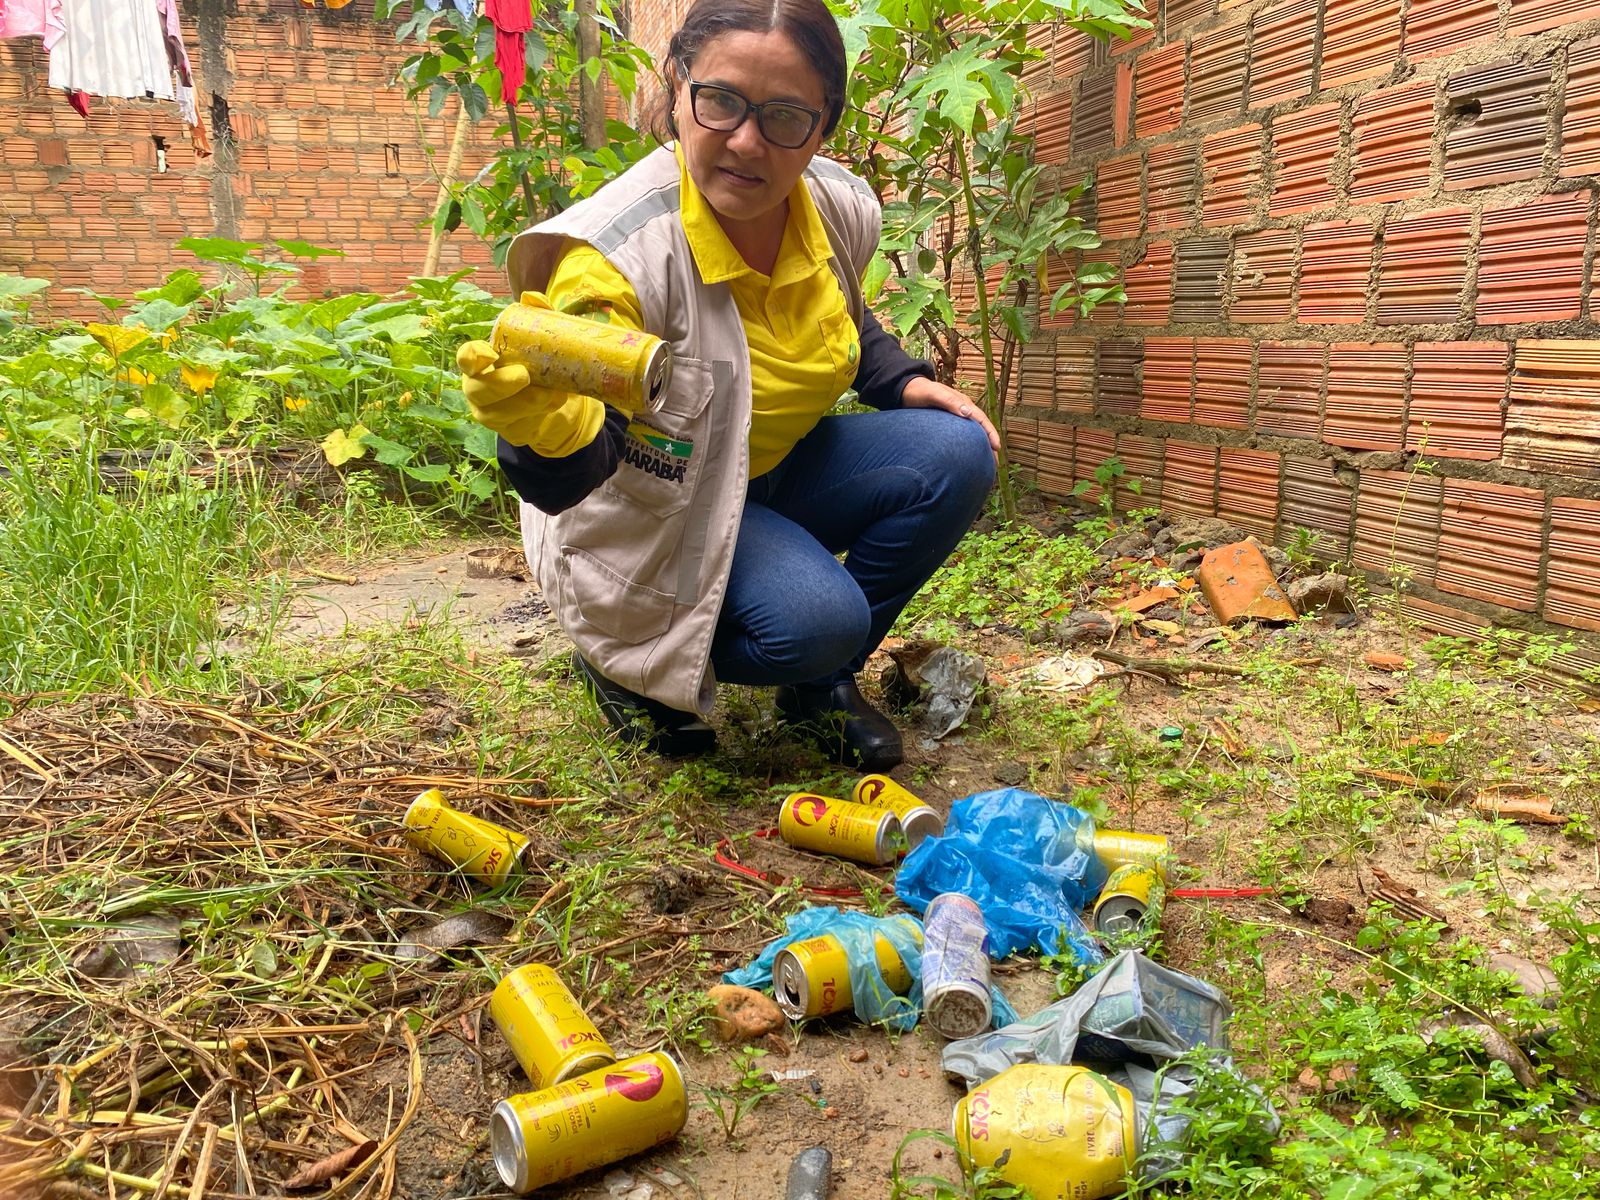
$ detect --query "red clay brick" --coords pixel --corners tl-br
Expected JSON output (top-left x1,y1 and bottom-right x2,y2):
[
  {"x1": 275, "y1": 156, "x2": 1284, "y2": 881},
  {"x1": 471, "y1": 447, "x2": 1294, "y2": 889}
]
[
  {"x1": 1114, "y1": 62, "x2": 1135, "y2": 147},
  {"x1": 1298, "y1": 220, "x2": 1373, "y2": 324},
  {"x1": 1124, "y1": 241, "x2": 1175, "y2": 326},
  {"x1": 1188, "y1": 22, "x2": 1250, "y2": 128},
  {"x1": 1406, "y1": 342, "x2": 1508, "y2": 460},
  {"x1": 1164, "y1": 439, "x2": 1220, "y2": 516},
  {"x1": 1546, "y1": 496, "x2": 1600, "y2": 631},
  {"x1": 1193, "y1": 339, "x2": 1255, "y2": 429},
  {"x1": 1505, "y1": 340, "x2": 1600, "y2": 479},
  {"x1": 1507, "y1": 0, "x2": 1600, "y2": 38},
  {"x1": 1324, "y1": 343, "x2": 1407, "y2": 450},
  {"x1": 1353, "y1": 468, "x2": 1443, "y2": 583},
  {"x1": 1319, "y1": 0, "x2": 1403, "y2": 91},
  {"x1": 1231, "y1": 229, "x2": 1297, "y2": 323},
  {"x1": 1202, "y1": 123, "x2": 1265, "y2": 227},
  {"x1": 1218, "y1": 448, "x2": 1283, "y2": 542},
  {"x1": 1349, "y1": 80, "x2": 1437, "y2": 205},
  {"x1": 1141, "y1": 337, "x2": 1197, "y2": 422},
  {"x1": 1271, "y1": 103, "x2": 1342, "y2": 216},
  {"x1": 1256, "y1": 342, "x2": 1326, "y2": 438},
  {"x1": 1404, "y1": 0, "x2": 1499, "y2": 63},
  {"x1": 1136, "y1": 43, "x2": 1187, "y2": 140},
  {"x1": 1375, "y1": 208, "x2": 1471, "y2": 326},
  {"x1": 1475, "y1": 191, "x2": 1589, "y2": 325},
  {"x1": 1146, "y1": 142, "x2": 1197, "y2": 234},
  {"x1": 1437, "y1": 479, "x2": 1546, "y2": 612},
  {"x1": 1035, "y1": 90, "x2": 1073, "y2": 164},
  {"x1": 1095, "y1": 154, "x2": 1144, "y2": 242},
  {"x1": 1248, "y1": 0, "x2": 1319, "y2": 111},
  {"x1": 1563, "y1": 37, "x2": 1600, "y2": 178}
]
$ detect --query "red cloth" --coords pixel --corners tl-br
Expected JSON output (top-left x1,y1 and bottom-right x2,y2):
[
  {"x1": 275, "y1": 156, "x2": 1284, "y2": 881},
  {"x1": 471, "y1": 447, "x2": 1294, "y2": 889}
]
[
  {"x1": 67, "y1": 89, "x2": 89, "y2": 117},
  {"x1": 485, "y1": 0, "x2": 532, "y2": 105}
]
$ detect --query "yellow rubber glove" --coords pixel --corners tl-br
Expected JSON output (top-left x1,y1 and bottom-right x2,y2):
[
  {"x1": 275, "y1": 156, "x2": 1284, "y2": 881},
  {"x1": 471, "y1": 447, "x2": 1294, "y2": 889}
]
[{"x1": 457, "y1": 338, "x2": 606, "y2": 458}]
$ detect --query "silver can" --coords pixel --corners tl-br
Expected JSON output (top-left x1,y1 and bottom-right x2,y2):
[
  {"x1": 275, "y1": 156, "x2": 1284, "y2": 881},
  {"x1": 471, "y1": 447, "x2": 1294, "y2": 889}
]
[{"x1": 921, "y1": 893, "x2": 993, "y2": 1039}]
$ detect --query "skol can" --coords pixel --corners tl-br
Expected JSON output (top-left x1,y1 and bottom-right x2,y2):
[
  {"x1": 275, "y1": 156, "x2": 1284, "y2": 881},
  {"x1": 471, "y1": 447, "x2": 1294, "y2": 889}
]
[
  {"x1": 490, "y1": 295, "x2": 672, "y2": 415},
  {"x1": 953, "y1": 1064, "x2": 1137, "y2": 1200},
  {"x1": 852, "y1": 774, "x2": 944, "y2": 849},
  {"x1": 1093, "y1": 829, "x2": 1172, "y2": 879},
  {"x1": 921, "y1": 893, "x2": 993, "y2": 1039},
  {"x1": 771, "y1": 916, "x2": 922, "y2": 1020},
  {"x1": 778, "y1": 793, "x2": 900, "y2": 865},
  {"x1": 489, "y1": 964, "x2": 615, "y2": 1089},
  {"x1": 490, "y1": 1051, "x2": 687, "y2": 1194},
  {"x1": 401, "y1": 788, "x2": 531, "y2": 886},
  {"x1": 1092, "y1": 863, "x2": 1165, "y2": 936}
]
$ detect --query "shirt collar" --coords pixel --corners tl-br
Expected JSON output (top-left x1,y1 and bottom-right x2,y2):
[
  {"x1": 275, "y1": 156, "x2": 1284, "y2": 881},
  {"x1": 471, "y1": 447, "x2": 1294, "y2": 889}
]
[{"x1": 675, "y1": 144, "x2": 831, "y2": 286}]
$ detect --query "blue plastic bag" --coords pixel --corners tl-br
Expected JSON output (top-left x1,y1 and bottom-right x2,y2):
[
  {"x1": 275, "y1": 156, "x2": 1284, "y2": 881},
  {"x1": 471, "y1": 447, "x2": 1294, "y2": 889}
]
[
  {"x1": 722, "y1": 906, "x2": 924, "y2": 1031},
  {"x1": 895, "y1": 788, "x2": 1108, "y2": 964}
]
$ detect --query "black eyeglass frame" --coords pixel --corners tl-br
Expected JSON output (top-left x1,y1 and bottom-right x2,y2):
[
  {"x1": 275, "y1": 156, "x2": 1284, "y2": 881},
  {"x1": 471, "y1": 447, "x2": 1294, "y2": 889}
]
[{"x1": 684, "y1": 77, "x2": 825, "y2": 149}]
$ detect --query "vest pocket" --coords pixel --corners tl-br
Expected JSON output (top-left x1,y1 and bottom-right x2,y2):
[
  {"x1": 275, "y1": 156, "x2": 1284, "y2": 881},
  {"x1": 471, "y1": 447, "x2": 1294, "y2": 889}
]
[
  {"x1": 602, "y1": 355, "x2": 714, "y2": 517},
  {"x1": 560, "y1": 547, "x2": 675, "y2": 645}
]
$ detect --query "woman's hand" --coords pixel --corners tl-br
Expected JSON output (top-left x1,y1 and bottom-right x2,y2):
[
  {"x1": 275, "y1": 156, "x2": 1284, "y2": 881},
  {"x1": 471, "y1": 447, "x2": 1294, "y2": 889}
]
[{"x1": 899, "y1": 376, "x2": 1001, "y2": 454}]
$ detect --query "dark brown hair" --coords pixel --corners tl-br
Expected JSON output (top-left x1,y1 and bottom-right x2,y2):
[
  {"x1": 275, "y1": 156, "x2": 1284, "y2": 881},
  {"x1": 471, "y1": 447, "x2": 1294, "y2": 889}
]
[{"x1": 660, "y1": 0, "x2": 847, "y2": 140}]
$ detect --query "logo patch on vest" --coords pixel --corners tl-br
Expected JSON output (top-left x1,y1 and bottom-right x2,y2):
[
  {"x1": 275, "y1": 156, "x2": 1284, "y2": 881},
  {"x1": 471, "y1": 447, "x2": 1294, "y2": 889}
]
[{"x1": 622, "y1": 420, "x2": 692, "y2": 484}]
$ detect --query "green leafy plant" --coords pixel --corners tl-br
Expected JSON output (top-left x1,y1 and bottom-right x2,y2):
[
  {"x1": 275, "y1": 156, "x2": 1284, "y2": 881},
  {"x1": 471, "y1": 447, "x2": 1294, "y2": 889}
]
[
  {"x1": 888, "y1": 1128, "x2": 1029, "y2": 1199},
  {"x1": 832, "y1": 0, "x2": 1145, "y2": 518},
  {"x1": 897, "y1": 523, "x2": 1098, "y2": 638},
  {"x1": 695, "y1": 1046, "x2": 780, "y2": 1147},
  {"x1": 1071, "y1": 453, "x2": 1141, "y2": 527}
]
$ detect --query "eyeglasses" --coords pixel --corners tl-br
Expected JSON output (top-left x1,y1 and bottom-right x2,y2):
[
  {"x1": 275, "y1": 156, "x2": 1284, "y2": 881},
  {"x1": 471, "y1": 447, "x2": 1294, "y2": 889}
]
[{"x1": 685, "y1": 77, "x2": 823, "y2": 149}]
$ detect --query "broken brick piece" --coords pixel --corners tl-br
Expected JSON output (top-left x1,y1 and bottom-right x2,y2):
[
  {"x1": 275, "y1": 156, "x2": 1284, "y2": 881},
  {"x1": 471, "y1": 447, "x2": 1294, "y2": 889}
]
[
  {"x1": 1197, "y1": 542, "x2": 1298, "y2": 625},
  {"x1": 1363, "y1": 651, "x2": 1412, "y2": 672}
]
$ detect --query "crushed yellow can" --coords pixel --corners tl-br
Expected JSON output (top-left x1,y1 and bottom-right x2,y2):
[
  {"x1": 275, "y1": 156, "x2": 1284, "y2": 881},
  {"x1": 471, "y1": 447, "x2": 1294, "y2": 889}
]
[
  {"x1": 771, "y1": 917, "x2": 923, "y2": 1020},
  {"x1": 491, "y1": 294, "x2": 672, "y2": 416},
  {"x1": 490, "y1": 1051, "x2": 687, "y2": 1194},
  {"x1": 852, "y1": 774, "x2": 943, "y2": 848},
  {"x1": 778, "y1": 792, "x2": 900, "y2": 865},
  {"x1": 489, "y1": 964, "x2": 615, "y2": 1089},
  {"x1": 1092, "y1": 863, "x2": 1165, "y2": 936},
  {"x1": 953, "y1": 1063, "x2": 1137, "y2": 1200},
  {"x1": 401, "y1": 788, "x2": 531, "y2": 886},
  {"x1": 1093, "y1": 829, "x2": 1172, "y2": 879}
]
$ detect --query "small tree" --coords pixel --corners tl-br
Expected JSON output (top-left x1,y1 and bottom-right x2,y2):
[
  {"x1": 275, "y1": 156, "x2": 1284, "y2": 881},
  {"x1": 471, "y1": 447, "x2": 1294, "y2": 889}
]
[
  {"x1": 376, "y1": 0, "x2": 654, "y2": 265},
  {"x1": 830, "y1": 0, "x2": 1145, "y2": 520}
]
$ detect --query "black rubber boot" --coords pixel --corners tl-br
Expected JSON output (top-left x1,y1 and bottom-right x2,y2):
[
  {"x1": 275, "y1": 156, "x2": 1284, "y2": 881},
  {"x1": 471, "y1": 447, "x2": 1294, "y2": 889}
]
[
  {"x1": 776, "y1": 677, "x2": 903, "y2": 771},
  {"x1": 572, "y1": 654, "x2": 717, "y2": 757}
]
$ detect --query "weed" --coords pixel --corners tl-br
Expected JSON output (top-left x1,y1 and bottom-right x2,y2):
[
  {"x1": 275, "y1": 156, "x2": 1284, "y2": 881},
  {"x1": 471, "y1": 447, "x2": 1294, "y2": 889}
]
[
  {"x1": 887, "y1": 1128, "x2": 1028, "y2": 1199},
  {"x1": 695, "y1": 1046, "x2": 780, "y2": 1147},
  {"x1": 1070, "y1": 454, "x2": 1142, "y2": 529},
  {"x1": 897, "y1": 524, "x2": 1097, "y2": 640}
]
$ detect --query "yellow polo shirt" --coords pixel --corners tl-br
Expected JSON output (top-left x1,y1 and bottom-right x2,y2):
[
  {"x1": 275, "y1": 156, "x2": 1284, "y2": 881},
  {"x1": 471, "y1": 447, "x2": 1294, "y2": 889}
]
[{"x1": 545, "y1": 149, "x2": 860, "y2": 478}]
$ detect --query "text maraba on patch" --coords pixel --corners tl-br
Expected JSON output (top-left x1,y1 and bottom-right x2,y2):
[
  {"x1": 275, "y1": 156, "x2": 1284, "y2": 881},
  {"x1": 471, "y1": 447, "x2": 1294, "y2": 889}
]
[{"x1": 622, "y1": 422, "x2": 692, "y2": 484}]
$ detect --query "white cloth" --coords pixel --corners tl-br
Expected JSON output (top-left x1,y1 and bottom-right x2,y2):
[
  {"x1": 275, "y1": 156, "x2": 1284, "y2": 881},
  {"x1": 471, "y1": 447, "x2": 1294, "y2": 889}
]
[{"x1": 48, "y1": 0, "x2": 174, "y2": 100}]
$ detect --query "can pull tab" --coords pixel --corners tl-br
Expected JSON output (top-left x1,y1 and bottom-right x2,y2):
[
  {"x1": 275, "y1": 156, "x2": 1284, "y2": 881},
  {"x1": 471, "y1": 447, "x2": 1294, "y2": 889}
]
[{"x1": 785, "y1": 1146, "x2": 833, "y2": 1200}]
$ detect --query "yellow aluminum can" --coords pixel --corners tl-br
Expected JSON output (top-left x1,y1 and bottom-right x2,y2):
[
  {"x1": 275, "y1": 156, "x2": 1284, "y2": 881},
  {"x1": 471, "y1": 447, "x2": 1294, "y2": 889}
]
[
  {"x1": 1093, "y1": 829, "x2": 1172, "y2": 879},
  {"x1": 491, "y1": 294, "x2": 672, "y2": 416},
  {"x1": 401, "y1": 788, "x2": 530, "y2": 886},
  {"x1": 489, "y1": 964, "x2": 615, "y2": 1089},
  {"x1": 490, "y1": 1051, "x2": 688, "y2": 1194},
  {"x1": 1092, "y1": 864, "x2": 1165, "y2": 936},
  {"x1": 778, "y1": 792, "x2": 900, "y2": 865},
  {"x1": 771, "y1": 917, "x2": 922, "y2": 1020},
  {"x1": 851, "y1": 774, "x2": 944, "y2": 849},
  {"x1": 953, "y1": 1063, "x2": 1137, "y2": 1200}
]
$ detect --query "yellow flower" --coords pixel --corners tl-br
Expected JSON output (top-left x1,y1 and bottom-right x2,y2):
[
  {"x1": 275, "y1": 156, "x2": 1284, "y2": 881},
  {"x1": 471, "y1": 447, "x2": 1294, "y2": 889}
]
[
  {"x1": 118, "y1": 367, "x2": 155, "y2": 386},
  {"x1": 160, "y1": 330, "x2": 179, "y2": 349},
  {"x1": 284, "y1": 395, "x2": 310, "y2": 412},
  {"x1": 397, "y1": 391, "x2": 413, "y2": 409},
  {"x1": 180, "y1": 363, "x2": 219, "y2": 395}
]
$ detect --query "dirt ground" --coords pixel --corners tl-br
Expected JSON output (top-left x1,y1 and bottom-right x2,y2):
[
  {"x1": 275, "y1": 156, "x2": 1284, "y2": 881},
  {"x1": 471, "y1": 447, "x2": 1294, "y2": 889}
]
[{"x1": 273, "y1": 543, "x2": 1600, "y2": 1199}]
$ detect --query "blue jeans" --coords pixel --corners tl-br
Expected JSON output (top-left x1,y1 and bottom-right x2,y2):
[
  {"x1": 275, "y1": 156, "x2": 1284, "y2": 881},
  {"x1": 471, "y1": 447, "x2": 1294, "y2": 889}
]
[{"x1": 709, "y1": 407, "x2": 996, "y2": 688}]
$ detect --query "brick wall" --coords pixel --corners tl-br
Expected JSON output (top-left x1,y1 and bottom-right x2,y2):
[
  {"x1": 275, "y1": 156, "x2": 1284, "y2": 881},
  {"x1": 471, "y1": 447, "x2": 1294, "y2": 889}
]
[
  {"x1": 1005, "y1": 1, "x2": 1600, "y2": 671},
  {"x1": 1, "y1": 0, "x2": 497, "y2": 313}
]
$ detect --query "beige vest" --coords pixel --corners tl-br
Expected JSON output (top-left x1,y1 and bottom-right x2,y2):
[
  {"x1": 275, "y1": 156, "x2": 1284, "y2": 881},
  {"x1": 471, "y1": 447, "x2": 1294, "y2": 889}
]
[{"x1": 505, "y1": 146, "x2": 881, "y2": 715}]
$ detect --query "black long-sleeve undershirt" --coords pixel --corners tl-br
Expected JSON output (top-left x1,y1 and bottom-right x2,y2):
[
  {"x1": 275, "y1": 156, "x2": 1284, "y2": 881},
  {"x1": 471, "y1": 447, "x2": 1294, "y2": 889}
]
[{"x1": 497, "y1": 308, "x2": 935, "y2": 516}]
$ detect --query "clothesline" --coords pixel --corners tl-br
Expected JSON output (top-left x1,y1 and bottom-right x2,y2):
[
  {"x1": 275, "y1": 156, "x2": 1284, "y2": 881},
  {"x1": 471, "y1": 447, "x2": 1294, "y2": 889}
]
[{"x1": 0, "y1": 0, "x2": 211, "y2": 156}]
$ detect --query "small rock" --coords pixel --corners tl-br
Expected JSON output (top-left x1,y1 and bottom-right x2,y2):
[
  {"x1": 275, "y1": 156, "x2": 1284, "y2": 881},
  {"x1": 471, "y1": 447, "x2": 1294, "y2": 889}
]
[
  {"x1": 1262, "y1": 742, "x2": 1296, "y2": 762},
  {"x1": 848, "y1": 1047, "x2": 869, "y2": 1064},
  {"x1": 873, "y1": 1063, "x2": 883, "y2": 1075},
  {"x1": 1287, "y1": 572, "x2": 1356, "y2": 614},
  {"x1": 822, "y1": 1106, "x2": 840, "y2": 1119},
  {"x1": 706, "y1": 985, "x2": 784, "y2": 1043},
  {"x1": 1299, "y1": 898, "x2": 1357, "y2": 926},
  {"x1": 1530, "y1": 744, "x2": 1563, "y2": 768},
  {"x1": 898, "y1": 1067, "x2": 910, "y2": 1078},
  {"x1": 1153, "y1": 517, "x2": 1248, "y2": 557},
  {"x1": 1100, "y1": 529, "x2": 1152, "y2": 559},
  {"x1": 1054, "y1": 610, "x2": 1116, "y2": 647},
  {"x1": 1486, "y1": 952, "x2": 1560, "y2": 1008},
  {"x1": 1260, "y1": 545, "x2": 1291, "y2": 578},
  {"x1": 992, "y1": 761, "x2": 1028, "y2": 787}
]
